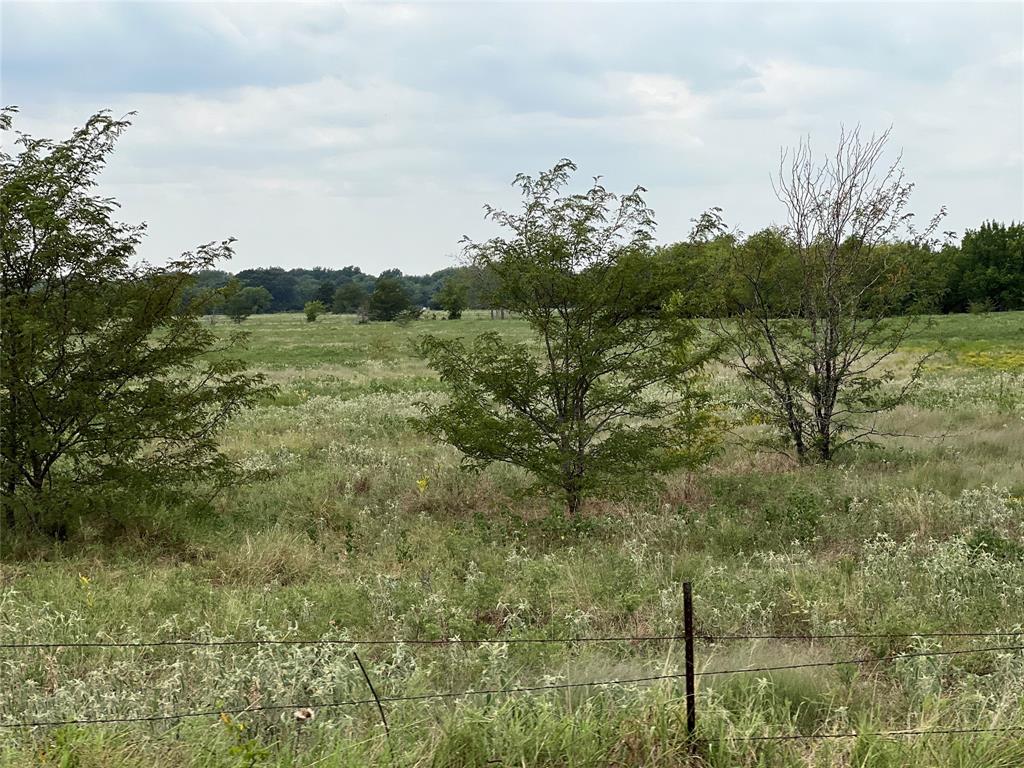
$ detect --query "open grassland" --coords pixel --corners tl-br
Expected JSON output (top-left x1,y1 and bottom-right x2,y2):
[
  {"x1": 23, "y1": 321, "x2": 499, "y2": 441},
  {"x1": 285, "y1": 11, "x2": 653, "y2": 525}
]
[{"x1": 2, "y1": 311, "x2": 1024, "y2": 767}]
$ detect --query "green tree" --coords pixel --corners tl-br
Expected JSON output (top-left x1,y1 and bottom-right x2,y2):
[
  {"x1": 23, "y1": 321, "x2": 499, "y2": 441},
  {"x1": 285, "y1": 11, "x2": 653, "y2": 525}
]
[
  {"x1": 234, "y1": 268, "x2": 299, "y2": 311},
  {"x1": 417, "y1": 160, "x2": 716, "y2": 517},
  {"x1": 368, "y1": 275, "x2": 412, "y2": 321},
  {"x1": 434, "y1": 277, "x2": 468, "y2": 319},
  {"x1": 949, "y1": 221, "x2": 1024, "y2": 312},
  {"x1": 0, "y1": 109, "x2": 274, "y2": 534},
  {"x1": 224, "y1": 284, "x2": 272, "y2": 323},
  {"x1": 180, "y1": 269, "x2": 231, "y2": 313},
  {"x1": 313, "y1": 280, "x2": 335, "y2": 309},
  {"x1": 332, "y1": 281, "x2": 368, "y2": 314},
  {"x1": 304, "y1": 300, "x2": 326, "y2": 322},
  {"x1": 882, "y1": 238, "x2": 957, "y2": 314},
  {"x1": 655, "y1": 217, "x2": 736, "y2": 318}
]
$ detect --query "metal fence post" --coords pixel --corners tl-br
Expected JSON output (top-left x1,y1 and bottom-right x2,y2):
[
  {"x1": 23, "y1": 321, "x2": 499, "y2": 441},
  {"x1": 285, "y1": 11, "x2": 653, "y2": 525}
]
[{"x1": 683, "y1": 581, "x2": 697, "y2": 755}]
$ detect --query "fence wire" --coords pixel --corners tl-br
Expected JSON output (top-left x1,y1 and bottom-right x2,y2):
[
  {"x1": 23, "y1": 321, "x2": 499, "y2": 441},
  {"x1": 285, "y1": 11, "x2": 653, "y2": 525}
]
[
  {"x1": 3, "y1": 643, "x2": 1022, "y2": 731},
  {"x1": 3, "y1": 628, "x2": 1023, "y2": 650}
]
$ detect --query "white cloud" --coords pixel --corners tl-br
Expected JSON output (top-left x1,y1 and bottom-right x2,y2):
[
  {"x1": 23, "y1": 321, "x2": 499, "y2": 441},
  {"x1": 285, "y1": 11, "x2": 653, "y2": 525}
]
[{"x1": 4, "y1": 1, "x2": 1020, "y2": 271}]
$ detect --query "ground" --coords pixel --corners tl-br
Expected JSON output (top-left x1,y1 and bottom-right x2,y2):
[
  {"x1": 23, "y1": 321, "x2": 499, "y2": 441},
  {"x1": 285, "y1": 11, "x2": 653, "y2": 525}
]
[{"x1": 2, "y1": 311, "x2": 1023, "y2": 767}]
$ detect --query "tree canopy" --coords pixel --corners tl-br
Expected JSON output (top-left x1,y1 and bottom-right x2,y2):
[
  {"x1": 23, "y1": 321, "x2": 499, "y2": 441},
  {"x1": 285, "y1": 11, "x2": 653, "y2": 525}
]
[
  {"x1": 417, "y1": 160, "x2": 716, "y2": 515},
  {"x1": 0, "y1": 109, "x2": 274, "y2": 535},
  {"x1": 368, "y1": 275, "x2": 412, "y2": 321}
]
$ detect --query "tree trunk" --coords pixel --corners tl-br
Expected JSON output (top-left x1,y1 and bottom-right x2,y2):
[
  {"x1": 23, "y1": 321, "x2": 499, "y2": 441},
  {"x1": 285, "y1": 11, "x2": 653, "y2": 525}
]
[
  {"x1": 2, "y1": 393, "x2": 18, "y2": 530},
  {"x1": 816, "y1": 431, "x2": 832, "y2": 462},
  {"x1": 790, "y1": 424, "x2": 806, "y2": 459},
  {"x1": 565, "y1": 489, "x2": 582, "y2": 518},
  {"x1": 2, "y1": 499, "x2": 14, "y2": 532}
]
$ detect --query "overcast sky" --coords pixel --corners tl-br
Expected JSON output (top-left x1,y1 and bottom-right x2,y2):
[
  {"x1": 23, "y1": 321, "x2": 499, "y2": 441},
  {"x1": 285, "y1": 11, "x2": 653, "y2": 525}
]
[{"x1": 3, "y1": 1, "x2": 1022, "y2": 274}]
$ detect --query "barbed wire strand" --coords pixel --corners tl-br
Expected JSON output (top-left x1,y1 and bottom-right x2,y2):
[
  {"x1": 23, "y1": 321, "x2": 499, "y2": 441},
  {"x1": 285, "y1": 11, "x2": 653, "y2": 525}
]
[
  {"x1": 695, "y1": 643, "x2": 1024, "y2": 678},
  {"x1": 4, "y1": 643, "x2": 1022, "y2": 730},
  {"x1": 716, "y1": 724, "x2": 1024, "y2": 742},
  {"x1": 705, "y1": 630, "x2": 1024, "y2": 641},
  {"x1": 3, "y1": 629, "x2": 1023, "y2": 650},
  {"x1": 0, "y1": 636, "x2": 678, "y2": 650}
]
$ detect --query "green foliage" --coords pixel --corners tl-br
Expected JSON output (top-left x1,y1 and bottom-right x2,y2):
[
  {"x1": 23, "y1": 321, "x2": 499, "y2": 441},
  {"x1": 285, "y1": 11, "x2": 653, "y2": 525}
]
[
  {"x1": 224, "y1": 284, "x2": 272, "y2": 323},
  {"x1": 1, "y1": 310, "x2": 1023, "y2": 765},
  {"x1": 394, "y1": 305, "x2": 424, "y2": 325},
  {"x1": 303, "y1": 300, "x2": 326, "y2": 322},
  {"x1": 180, "y1": 268, "x2": 232, "y2": 313},
  {"x1": 124, "y1": 223, "x2": 1024, "y2": 322},
  {"x1": 949, "y1": 221, "x2": 1024, "y2": 312},
  {"x1": 659, "y1": 218, "x2": 1022, "y2": 320},
  {"x1": 233, "y1": 267, "x2": 299, "y2": 312},
  {"x1": 0, "y1": 109, "x2": 275, "y2": 534},
  {"x1": 368, "y1": 275, "x2": 412, "y2": 321},
  {"x1": 332, "y1": 281, "x2": 368, "y2": 314},
  {"x1": 312, "y1": 280, "x2": 335, "y2": 309},
  {"x1": 418, "y1": 160, "x2": 717, "y2": 515},
  {"x1": 884, "y1": 240, "x2": 958, "y2": 314},
  {"x1": 435, "y1": 276, "x2": 468, "y2": 319}
]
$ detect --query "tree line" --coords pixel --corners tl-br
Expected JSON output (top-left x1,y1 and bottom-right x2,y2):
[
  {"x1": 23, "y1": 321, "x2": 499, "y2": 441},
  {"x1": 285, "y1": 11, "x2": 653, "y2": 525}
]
[
  {"x1": 185, "y1": 264, "x2": 485, "y2": 322},
  {"x1": 3, "y1": 109, "x2": 1022, "y2": 537},
  {"x1": 191, "y1": 218, "x2": 1023, "y2": 323}
]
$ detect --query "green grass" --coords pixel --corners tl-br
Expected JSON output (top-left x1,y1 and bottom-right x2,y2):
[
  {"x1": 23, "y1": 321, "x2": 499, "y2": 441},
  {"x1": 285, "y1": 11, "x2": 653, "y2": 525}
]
[{"x1": 2, "y1": 311, "x2": 1023, "y2": 767}]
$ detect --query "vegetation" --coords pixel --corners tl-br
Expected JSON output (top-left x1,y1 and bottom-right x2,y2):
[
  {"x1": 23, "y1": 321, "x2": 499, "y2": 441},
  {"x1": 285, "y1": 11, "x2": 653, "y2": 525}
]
[
  {"x1": 0, "y1": 110, "x2": 272, "y2": 536},
  {"x1": 313, "y1": 280, "x2": 336, "y2": 309},
  {"x1": 1, "y1": 310, "x2": 1022, "y2": 766},
  {"x1": 707, "y1": 128, "x2": 942, "y2": 461},
  {"x1": 225, "y1": 283, "x2": 273, "y2": 322},
  {"x1": 418, "y1": 161, "x2": 716, "y2": 516},
  {"x1": 1, "y1": 112, "x2": 1022, "y2": 767},
  {"x1": 304, "y1": 300, "x2": 326, "y2": 323},
  {"x1": 435, "y1": 276, "x2": 468, "y2": 319},
  {"x1": 948, "y1": 221, "x2": 1024, "y2": 312},
  {"x1": 367, "y1": 274, "x2": 413, "y2": 321},
  {"x1": 332, "y1": 281, "x2": 368, "y2": 314},
  {"x1": 163, "y1": 225, "x2": 1023, "y2": 320}
]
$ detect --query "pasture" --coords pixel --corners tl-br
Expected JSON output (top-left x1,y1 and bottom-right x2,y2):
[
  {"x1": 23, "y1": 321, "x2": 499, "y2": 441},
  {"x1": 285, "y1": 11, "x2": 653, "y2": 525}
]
[{"x1": 2, "y1": 310, "x2": 1023, "y2": 767}]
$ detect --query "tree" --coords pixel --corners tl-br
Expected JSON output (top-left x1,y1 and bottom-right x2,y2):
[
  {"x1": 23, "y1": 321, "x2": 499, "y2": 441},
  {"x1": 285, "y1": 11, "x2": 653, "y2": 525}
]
[
  {"x1": 332, "y1": 281, "x2": 368, "y2": 314},
  {"x1": 224, "y1": 284, "x2": 272, "y2": 323},
  {"x1": 434, "y1": 276, "x2": 468, "y2": 319},
  {"x1": 707, "y1": 127, "x2": 944, "y2": 462},
  {"x1": 368, "y1": 275, "x2": 412, "y2": 321},
  {"x1": 304, "y1": 300, "x2": 326, "y2": 322},
  {"x1": 417, "y1": 160, "x2": 716, "y2": 517},
  {"x1": 234, "y1": 267, "x2": 299, "y2": 311},
  {"x1": 313, "y1": 280, "x2": 335, "y2": 309},
  {"x1": 948, "y1": 221, "x2": 1024, "y2": 312},
  {"x1": 294, "y1": 274, "x2": 320, "y2": 307},
  {"x1": 0, "y1": 109, "x2": 274, "y2": 534},
  {"x1": 180, "y1": 269, "x2": 231, "y2": 313}
]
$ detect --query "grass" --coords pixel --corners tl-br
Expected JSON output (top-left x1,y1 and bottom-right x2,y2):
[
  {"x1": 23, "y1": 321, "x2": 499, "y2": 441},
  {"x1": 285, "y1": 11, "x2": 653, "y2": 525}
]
[{"x1": 1, "y1": 310, "x2": 1023, "y2": 766}]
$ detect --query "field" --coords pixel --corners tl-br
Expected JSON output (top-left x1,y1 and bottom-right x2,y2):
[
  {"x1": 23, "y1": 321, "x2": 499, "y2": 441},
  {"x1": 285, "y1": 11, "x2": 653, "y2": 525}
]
[{"x1": 2, "y1": 311, "x2": 1024, "y2": 767}]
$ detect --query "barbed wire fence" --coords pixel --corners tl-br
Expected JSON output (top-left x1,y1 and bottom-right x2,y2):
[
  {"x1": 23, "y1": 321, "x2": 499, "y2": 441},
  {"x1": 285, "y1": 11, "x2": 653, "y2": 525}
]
[{"x1": 2, "y1": 582, "x2": 1023, "y2": 753}]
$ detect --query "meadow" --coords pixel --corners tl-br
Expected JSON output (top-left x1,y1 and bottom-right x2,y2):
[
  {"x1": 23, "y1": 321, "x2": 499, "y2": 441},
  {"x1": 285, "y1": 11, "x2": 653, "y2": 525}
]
[{"x1": 2, "y1": 310, "x2": 1023, "y2": 767}]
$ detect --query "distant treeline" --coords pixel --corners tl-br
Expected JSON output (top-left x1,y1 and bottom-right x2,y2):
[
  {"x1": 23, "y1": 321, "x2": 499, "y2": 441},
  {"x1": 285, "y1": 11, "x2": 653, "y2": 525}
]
[
  {"x1": 184, "y1": 265, "x2": 491, "y2": 314},
  {"x1": 191, "y1": 220, "x2": 1022, "y2": 316}
]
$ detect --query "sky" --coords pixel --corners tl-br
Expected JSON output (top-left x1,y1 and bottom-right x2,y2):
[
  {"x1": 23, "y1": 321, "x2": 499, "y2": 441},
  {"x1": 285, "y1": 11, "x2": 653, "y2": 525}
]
[{"x1": 2, "y1": 1, "x2": 1022, "y2": 275}]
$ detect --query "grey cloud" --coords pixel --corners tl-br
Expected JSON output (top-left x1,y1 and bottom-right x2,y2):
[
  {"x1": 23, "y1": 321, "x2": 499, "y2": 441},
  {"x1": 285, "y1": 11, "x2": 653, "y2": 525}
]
[{"x1": 3, "y1": 1, "x2": 1020, "y2": 272}]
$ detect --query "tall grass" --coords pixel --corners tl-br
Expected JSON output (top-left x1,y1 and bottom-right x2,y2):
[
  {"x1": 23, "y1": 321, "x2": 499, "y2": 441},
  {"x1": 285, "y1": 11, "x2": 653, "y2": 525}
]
[{"x1": 2, "y1": 311, "x2": 1023, "y2": 766}]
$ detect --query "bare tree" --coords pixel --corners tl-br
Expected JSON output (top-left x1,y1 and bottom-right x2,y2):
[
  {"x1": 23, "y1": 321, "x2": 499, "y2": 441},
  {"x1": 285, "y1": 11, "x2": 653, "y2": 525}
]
[{"x1": 709, "y1": 127, "x2": 944, "y2": 462}]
